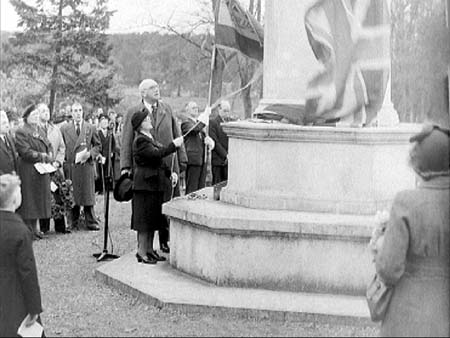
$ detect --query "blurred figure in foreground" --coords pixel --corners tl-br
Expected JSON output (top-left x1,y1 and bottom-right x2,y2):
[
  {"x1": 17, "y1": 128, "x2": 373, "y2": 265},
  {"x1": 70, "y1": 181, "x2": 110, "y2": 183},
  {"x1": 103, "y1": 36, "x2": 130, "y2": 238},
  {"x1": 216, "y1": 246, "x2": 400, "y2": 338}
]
[
  {"x1": 372, "y1": 124, "x2": 449, "y2": 337},
  {"x1": 0, "y1": 174, "x2": 43, "y2": 337}
]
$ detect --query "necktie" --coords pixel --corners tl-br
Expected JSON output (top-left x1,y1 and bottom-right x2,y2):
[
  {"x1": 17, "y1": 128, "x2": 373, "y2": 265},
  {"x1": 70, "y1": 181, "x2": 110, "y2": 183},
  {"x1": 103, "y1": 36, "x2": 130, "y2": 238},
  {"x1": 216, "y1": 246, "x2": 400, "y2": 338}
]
[
  {"x1": 152, "y1": 103, "x2": 158, "y2": 121},
  {"x1": 76, "y1": 123, "x2": 80, "y2": 136},
  {"x1": 0, "y1": 136, "x2": 7, "y2": 149}
]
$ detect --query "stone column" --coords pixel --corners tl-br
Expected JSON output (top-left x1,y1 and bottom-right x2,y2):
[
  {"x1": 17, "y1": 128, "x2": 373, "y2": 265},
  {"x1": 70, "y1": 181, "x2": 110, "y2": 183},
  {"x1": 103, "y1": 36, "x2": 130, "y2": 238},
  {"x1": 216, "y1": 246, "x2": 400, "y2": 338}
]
[
  {"x1": 259, "y1": 0, "x2": 319, "y2": 107},
  {"x1": 372, "y1": 0, "x2": 399, "y2": 126}
]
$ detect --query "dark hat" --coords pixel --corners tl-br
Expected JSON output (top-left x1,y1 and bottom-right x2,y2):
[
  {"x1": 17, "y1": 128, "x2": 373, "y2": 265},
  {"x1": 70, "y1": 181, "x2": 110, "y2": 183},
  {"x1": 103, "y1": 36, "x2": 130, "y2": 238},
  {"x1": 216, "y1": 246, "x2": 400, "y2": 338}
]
[
  {"x1": 99, "y1": 113, "x2": 110, "y2": 121},
  {"x1": 409, "y1": 124, "x2": 450, "y2": 179},
  {"x1": 131, "y1": 110, "x2": 148, "y2": 130},
  {"x1": 22, "y1": 104, "x2": 37, "y2": 120},
  {"x1": 113, "y1": 173, "x2": 133, "y2": 202}
]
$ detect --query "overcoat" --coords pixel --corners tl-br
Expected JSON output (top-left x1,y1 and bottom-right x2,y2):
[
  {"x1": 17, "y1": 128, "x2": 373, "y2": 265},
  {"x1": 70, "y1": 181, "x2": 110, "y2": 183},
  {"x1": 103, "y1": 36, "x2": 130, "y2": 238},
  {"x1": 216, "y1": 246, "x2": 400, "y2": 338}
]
[
  {"x1": 131, "y1": 132, "x2": 177, "y2": 232},
  {"x1": 132, "y1": 132, "x2": 176, "y2": 193},
  {"x1": 0, "y1": 210, "x2": 42, "y2": 337},
  {"x1": 0, "y1": 133, "x2": 18, "y2": 174},
  {"x1": 60, "y1": 121, "x2": 100, "y2": 206},
  {"x1": 121, "y1": 100, "x2": 187, "y2": 178},
  {"x1": 209, "y1": 115, "x2": 228, "y2": 166},
  {"x1": 15, "y1": 123, "x2": 52, "y2": 220},
  {"x1": 375, "y1": 176, "x2": 449, "y2": 337},
  {"x1": 181, "y1": 117, "x2": 206, "y2": 166}
]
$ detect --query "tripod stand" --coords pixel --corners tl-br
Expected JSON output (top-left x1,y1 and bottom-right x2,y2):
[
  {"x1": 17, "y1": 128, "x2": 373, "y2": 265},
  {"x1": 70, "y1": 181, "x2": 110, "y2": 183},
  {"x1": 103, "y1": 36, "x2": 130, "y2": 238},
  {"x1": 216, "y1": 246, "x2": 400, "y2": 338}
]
[{"x1": 93, "y1": 125, "x2": 120, "y2": 262}]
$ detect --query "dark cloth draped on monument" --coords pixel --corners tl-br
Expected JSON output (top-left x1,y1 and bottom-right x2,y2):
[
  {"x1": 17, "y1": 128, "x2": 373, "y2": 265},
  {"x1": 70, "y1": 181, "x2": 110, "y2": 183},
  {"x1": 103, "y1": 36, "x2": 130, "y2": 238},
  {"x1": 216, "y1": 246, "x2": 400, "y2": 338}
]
[{"x1": 214, "y1": 0, "x2": 264, "y2": 62}]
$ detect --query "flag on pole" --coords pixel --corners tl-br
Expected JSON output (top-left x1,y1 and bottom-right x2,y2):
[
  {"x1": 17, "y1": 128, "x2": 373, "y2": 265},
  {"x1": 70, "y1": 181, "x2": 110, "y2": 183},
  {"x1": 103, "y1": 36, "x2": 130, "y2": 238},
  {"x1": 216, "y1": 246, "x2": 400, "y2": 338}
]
[
  {"x1": 215, "y1": 0, "x2": 264, "y2": 62},
  {"x1": 304, "y1": 0, "x2": 390, "y2": 126}
]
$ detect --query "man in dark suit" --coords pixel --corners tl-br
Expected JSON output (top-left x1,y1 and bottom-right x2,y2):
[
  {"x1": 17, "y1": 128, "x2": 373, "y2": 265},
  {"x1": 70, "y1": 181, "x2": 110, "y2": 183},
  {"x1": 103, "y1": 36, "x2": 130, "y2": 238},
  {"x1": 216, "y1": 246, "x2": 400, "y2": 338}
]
[
  {"x1": 60, "y1": 102, "x2": 101, "y2": 231},
  {"x1": 0, "y1": 110, "x2": 18, "y2": 175},
  {"x1": 209, "y1": 100, "x2": 231, "y2": 185},
  {"x1": 120, "y1": 78, "x2": 188, "y2": 253},
  {"x1": 181, "y1": 101, "x2": 215, "y2": 194}
]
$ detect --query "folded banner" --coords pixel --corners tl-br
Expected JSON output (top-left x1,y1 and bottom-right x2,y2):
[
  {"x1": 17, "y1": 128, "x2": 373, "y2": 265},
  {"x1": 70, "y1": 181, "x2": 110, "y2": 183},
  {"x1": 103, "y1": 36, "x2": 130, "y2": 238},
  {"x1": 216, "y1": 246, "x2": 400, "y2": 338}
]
[
  {"x1": 215, "y1": 0, "x2": 264, "y2": 62},
  {"x1": 304, "y1": 0, "x2": 390, "y2": 126}
]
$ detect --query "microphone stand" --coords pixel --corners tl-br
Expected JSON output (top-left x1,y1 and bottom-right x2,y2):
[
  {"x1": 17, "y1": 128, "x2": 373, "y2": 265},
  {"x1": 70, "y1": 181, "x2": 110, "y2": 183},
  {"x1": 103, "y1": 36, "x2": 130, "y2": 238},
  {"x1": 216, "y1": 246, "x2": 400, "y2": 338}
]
[{"x1": 93, "y1": 124, "x2": 120, "y2": 262}]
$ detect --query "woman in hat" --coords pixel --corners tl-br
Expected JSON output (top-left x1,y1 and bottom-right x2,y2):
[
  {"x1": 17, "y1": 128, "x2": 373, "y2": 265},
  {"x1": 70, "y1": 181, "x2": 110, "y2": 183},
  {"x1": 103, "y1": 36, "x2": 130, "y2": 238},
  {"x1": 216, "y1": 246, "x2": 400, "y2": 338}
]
[
  {"x1": 0, "y1": 174, "x2": 43, "y2": 336},
  {"x1": 15, "y1": 104, "x2": 54, "y2": 240},
  {"x1": 373, "y1": 124, "x2": 449, "y2": 337},
  {"x1": 131, "y1": 110, "x2": 184, "y2": 264}
]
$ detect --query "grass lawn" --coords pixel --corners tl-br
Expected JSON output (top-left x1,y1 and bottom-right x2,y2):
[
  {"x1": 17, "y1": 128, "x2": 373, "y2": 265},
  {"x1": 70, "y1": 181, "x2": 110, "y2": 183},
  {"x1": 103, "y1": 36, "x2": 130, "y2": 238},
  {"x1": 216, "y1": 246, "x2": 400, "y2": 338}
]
[{"x1": 33, "y1": 196, "x2": 378, "y2": 337}]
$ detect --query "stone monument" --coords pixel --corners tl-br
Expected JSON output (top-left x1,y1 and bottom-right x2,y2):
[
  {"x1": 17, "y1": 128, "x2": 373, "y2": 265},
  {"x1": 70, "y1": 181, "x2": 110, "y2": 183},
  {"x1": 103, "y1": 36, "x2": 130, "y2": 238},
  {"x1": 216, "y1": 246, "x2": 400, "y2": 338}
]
[{"x1": 163, "y1": 0, "x2": 420, "y2": 297}]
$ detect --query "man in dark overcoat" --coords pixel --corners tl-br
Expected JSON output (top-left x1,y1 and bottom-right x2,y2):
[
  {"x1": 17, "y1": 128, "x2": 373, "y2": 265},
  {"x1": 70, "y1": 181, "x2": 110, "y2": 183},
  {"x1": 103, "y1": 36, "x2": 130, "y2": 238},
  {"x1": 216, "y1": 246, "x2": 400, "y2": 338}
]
[
  {"x1": 209, "y1": 100, "x2": 231, "y2": 185},
  {"x1": 60, "y1": 102, "x2": 101, "y2": 231},
  {"x1": 0, "y1": 110, "x2": 18, "y2": 175},
  {"x1": 181, "y1": 101, "x2": 215, "y2": 194},
  {"x1": 120, "y1": 78, "x2": 187, "y2": 253}
]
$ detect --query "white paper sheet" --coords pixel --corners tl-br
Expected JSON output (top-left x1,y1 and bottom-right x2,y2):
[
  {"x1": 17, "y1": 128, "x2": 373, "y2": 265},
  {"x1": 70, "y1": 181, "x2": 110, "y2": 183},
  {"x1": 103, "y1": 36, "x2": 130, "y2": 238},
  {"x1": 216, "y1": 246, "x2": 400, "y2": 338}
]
[
  {"x1": 34, "y1": 163, "x2": 57, "y2": 175},
  {"x1": 50, "y1": 181, "x2": 58, "y2": 192},
  {"x1": 17, "y1": 314, "x2": 43, "y2": 337},
  {"x1": 75, "y1": 149, "x2": 89, "y2": 164}
]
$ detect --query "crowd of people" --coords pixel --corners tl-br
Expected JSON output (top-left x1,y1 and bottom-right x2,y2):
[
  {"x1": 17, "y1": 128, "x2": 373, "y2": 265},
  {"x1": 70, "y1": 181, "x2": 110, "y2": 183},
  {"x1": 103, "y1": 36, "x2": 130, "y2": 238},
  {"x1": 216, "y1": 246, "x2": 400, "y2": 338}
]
[
  {"x1": 0, "y1": 77, "x2": 233, "y2": 335},
  {"x1": 2, "y1": 77, "x2": 447, "y2": 337}
]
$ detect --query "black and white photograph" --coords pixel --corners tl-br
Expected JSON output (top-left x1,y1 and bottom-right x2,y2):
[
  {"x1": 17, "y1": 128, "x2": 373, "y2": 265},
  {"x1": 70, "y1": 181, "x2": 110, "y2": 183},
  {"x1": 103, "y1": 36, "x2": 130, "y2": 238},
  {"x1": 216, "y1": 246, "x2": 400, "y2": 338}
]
[{"x1": 0, "y1": 0, "x2": 449, "y2": 336}]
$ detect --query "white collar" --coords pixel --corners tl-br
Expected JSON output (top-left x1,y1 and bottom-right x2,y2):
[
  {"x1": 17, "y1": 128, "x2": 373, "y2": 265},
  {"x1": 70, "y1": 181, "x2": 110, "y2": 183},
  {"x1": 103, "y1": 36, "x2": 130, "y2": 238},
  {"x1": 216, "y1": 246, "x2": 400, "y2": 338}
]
[
  {"x1": 143, "y1": 100, "x2": 154, "y2": 112},
  {"x1": 140, "y1": 130, "x2": 153, "y2": 140}
]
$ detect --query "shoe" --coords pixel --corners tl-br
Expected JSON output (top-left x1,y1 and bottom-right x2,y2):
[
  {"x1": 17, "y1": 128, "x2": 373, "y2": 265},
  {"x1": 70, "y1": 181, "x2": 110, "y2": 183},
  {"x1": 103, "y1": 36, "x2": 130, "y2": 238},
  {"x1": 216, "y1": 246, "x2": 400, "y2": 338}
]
[
  {"x1": 160, "y1": 243, "x2": 170, "y2": 253},
  {"x1": 56, "y1": 229, "x2": 72, "y2": 234},
  {"x1": 86, "y1": 224, "x2": 100, "y2": 231},
  {"x1": 147, "y1": 250, "x2": 166, "y2": 261},
  {"x1": 135, "y1": 253, "x2": 157, "y2": 264},
  {"x1": 33, "y1": 231, "x2": 46, "y2": 240}
]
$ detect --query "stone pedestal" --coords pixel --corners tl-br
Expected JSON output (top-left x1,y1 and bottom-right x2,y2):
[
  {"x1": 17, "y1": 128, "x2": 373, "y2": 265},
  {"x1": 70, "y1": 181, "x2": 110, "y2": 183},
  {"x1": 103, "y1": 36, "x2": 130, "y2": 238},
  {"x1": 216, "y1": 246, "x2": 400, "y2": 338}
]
[
  {"x1": 163, "y1": 122, "x2": 421, "y2": 296},
  {"x1": 221, "y1": 122, "x2": 417, "y2": 215}
]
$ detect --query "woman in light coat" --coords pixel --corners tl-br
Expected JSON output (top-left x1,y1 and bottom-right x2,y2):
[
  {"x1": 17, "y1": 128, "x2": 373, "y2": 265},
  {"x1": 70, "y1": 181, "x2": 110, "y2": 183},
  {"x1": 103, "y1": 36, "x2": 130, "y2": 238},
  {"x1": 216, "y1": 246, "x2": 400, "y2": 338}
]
[{"x1": 375, "y1": 124, "x2": 449, "y2": 337}]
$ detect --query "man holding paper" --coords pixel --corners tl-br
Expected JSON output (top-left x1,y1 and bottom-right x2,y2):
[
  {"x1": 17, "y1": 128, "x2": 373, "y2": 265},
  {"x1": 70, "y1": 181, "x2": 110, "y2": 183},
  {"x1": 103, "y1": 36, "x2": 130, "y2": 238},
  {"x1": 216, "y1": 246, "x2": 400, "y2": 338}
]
[{"x1": 60, "y1": 102, "x2": 101, "y2": 231}]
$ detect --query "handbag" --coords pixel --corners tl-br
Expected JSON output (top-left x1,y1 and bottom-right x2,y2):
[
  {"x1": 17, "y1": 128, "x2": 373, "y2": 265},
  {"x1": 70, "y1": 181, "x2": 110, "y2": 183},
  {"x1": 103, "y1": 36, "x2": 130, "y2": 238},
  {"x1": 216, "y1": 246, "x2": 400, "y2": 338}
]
[{"x1": 366, "y1": 274, "x2": 393, "y2": 322}]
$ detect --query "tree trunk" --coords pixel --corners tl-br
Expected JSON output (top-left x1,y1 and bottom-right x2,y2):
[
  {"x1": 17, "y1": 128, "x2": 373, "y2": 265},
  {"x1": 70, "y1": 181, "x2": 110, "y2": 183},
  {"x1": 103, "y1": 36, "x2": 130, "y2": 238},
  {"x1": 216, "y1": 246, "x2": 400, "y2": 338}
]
[{"x1": 48, "y1": 0, "x2": 63, "y2": 117}]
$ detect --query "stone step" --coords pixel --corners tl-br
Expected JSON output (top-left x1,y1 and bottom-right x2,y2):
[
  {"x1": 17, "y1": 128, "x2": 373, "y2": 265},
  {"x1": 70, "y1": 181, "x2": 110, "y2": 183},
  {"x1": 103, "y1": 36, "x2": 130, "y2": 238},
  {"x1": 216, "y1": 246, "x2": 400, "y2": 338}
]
[{"x1": 95, "y1": 253, "x2": 375, "y2": 326}]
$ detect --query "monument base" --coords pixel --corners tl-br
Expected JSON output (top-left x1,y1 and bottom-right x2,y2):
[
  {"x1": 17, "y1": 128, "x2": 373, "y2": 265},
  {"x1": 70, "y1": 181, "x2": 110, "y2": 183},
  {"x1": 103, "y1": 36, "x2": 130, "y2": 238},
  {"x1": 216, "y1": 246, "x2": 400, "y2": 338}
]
[
  {"x1": 164, "y1": 188, "x2": 375, "y2": 296},
  {"x1": 95, "y1": 252, "x2": 375, "y2": 325}
]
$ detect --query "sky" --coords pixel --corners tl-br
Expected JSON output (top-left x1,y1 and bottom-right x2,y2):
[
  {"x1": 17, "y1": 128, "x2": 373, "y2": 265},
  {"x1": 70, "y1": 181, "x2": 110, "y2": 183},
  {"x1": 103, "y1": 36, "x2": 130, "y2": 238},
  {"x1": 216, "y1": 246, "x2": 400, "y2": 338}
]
[
  {"x1": 1, "y1": 0, "x2": 206, "y2": 33},
  {"x1": 0, "y1": 0, "x2": 251, "y2": 34}
]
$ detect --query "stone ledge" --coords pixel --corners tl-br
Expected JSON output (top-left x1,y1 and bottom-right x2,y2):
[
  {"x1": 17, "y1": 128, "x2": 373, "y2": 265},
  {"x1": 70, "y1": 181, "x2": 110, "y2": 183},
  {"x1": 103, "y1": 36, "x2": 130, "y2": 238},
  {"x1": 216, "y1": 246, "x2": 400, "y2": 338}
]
[
  {"x1": 95, "y1": 253, "x2": 376, "y2": 326},
  {"x1": 220, "y1": 188, "x2": 392, "y2": 216},
  {"x1": 163, "y1": 188, "x2": 374, "y2": 240},
  {"x1": 222, "y1": 121, "x2": 421, "y2": 144}
]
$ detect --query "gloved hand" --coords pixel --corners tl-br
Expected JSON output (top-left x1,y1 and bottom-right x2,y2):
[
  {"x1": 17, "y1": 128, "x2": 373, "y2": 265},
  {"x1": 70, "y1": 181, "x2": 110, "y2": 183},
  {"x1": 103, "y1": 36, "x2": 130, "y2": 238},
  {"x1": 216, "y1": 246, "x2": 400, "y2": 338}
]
[
  {"x1": 204, "y1": 135, "x2": 215, "y2": 150},
  {"x1": 197, "y1": 106, "x2": 211, "y2": 126},
  {"x1": 171, "y1": 172, "x2": 178, "y2": 187},
  {"x1": 173, "y1": 136, "x2": 184, "y2": 147}
]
